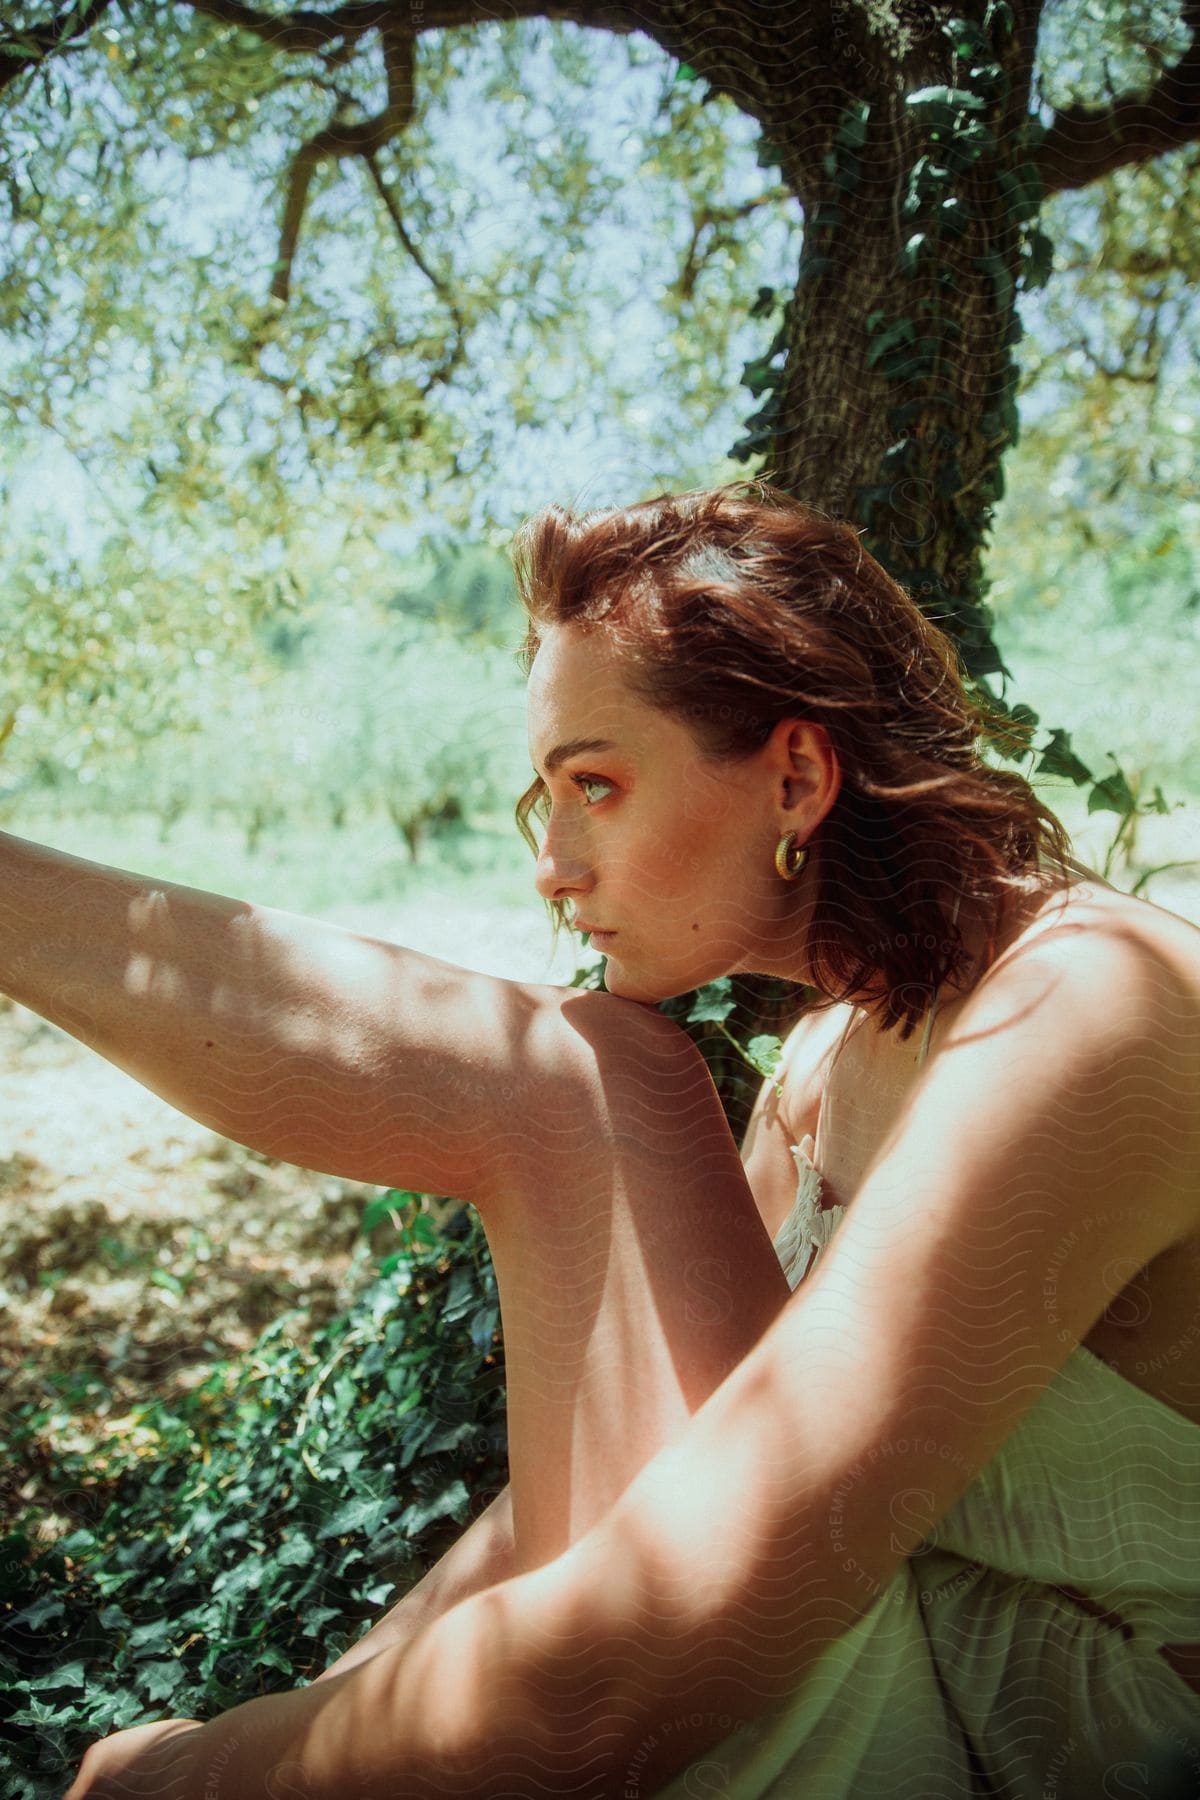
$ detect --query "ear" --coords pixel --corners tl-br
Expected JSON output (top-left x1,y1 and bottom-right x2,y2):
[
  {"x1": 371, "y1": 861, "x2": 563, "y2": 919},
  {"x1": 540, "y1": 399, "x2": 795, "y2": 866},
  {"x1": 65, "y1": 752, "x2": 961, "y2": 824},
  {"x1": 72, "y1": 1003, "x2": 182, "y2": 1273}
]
[{"x1": 766, "y1": 718, "x2": 841, "y2": 821}]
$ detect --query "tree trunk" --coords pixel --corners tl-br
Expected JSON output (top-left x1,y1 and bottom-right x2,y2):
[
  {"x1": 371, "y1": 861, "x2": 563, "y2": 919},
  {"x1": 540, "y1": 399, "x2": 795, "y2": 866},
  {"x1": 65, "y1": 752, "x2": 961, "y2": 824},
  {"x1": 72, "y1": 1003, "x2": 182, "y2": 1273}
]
[{"x1": 698, "y1": 0, "x2": 1045, "y2": 690}]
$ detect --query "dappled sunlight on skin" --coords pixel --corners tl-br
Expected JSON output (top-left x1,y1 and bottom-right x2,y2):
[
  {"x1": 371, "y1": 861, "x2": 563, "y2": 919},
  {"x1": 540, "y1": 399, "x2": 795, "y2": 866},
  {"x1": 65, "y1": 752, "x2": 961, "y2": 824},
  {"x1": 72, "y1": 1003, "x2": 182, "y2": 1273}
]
[
  {"x1": 2, "y1": 828, "x2": 615, "y2": 1213},
  {"x1": 19, "y1": 775, "x2": 1200, "y2": 1799},
  {"x1": 487, "y1": 990, "x2": 790, "y2": 1568},
  {"x1": 49, "y1": 811, "x2": 1200, "y2": 1797},
  {"x1": 470, "y1": 889, "x2": 1200, "y2": 1797},
  {"x1": 227, "y1": 902, "x2": 564, "y2": 1201}
]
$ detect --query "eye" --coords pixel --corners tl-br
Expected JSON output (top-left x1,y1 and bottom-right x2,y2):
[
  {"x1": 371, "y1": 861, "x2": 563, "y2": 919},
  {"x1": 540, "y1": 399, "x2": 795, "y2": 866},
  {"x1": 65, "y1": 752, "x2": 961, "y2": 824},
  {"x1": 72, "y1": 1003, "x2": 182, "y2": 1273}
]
[{"x1": 571, "y1": 773, "x2": 613, "y2": 807}]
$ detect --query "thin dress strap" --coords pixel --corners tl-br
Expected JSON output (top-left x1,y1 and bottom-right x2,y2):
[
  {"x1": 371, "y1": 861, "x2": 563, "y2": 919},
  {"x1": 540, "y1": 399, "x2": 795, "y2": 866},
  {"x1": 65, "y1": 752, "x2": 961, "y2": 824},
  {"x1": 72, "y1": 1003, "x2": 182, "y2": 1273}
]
[
  {"x1": 812, "y1": 1006, "x2": 861, "y2": 1169},
  {"x1": 776, "y1": 889, "x2": 966, "y2": 1290},
  {"x1": 816, "y1": 885, "x2": 963, "y2": 1160}
]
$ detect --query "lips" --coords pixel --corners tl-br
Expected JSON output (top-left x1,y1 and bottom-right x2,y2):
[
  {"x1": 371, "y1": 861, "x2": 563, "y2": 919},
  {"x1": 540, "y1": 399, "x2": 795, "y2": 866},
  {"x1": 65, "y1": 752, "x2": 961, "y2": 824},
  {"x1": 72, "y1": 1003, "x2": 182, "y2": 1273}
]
[{"x1": 575, "y1": 921, "x2": 616, "y2": 939}]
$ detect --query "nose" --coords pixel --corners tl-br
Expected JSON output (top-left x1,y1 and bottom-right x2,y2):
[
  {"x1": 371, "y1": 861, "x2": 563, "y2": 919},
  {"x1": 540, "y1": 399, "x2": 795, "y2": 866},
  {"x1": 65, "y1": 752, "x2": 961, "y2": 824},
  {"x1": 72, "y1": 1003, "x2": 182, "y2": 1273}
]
[{"x1": 533, "y1": 816, "x2": 594, "y2": 905}]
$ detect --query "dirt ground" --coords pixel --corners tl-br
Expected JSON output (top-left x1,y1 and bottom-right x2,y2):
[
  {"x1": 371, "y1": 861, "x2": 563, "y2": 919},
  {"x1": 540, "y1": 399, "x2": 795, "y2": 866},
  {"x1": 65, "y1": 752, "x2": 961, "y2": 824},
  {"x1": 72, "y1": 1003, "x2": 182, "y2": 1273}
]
[{"x1": 0, "y1": 995, "x2": 385, "y2": 1454}]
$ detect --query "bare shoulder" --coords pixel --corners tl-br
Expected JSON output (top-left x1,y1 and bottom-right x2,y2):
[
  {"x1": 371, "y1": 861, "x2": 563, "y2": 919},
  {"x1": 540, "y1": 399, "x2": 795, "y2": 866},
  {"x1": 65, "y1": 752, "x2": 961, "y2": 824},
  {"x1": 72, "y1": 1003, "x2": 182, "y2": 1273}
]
[
  {"x1": 774, "y1": 1000, "x2": 858, "y2": 1139},
  {"x1": 935, "y1": 868, "x2": 1200, "y2": 1224},
  {"x1": 973, "y1": 864, "x2": 1200, "y2": 1032}
]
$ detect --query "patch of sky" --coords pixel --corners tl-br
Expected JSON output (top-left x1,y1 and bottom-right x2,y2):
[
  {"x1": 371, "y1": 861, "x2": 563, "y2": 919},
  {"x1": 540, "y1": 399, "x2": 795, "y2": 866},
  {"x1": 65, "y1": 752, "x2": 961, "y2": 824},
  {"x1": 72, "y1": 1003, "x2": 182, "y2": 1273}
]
[{"x1": 15, "y1": 19, "x2": 798, "y2": 567}]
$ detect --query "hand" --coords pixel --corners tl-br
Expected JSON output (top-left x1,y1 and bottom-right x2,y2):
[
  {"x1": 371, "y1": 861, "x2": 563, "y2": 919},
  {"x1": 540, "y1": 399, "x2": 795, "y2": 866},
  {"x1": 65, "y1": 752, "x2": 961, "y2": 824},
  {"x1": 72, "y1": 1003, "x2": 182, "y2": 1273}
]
[{"x1": 65, "y1": 1718, "x2": 204, "y2": 1799}]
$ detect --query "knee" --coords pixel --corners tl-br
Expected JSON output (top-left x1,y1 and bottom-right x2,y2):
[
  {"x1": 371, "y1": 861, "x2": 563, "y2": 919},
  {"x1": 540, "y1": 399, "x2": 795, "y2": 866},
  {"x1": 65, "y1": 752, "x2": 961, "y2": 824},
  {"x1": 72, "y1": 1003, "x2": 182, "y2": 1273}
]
[
  {"x1": 555, "y1": 989, "x2": 716, "y2": 1114},
  {"x1": 483, "y1": 988, "x2": 718, "y2": 1195}
]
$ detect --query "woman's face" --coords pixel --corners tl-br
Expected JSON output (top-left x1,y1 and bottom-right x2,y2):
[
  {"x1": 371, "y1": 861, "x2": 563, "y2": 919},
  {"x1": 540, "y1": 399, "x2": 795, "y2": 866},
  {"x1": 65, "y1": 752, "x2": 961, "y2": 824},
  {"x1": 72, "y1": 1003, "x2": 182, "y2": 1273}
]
[{"x1": 526, "y1": 623, "x2": 823, "y2": 1004}]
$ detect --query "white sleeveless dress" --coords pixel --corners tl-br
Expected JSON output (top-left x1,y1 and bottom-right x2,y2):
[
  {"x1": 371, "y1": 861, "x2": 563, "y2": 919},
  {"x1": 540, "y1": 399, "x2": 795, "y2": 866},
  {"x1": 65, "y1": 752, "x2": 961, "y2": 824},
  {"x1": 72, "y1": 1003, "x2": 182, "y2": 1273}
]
[{"x1": 656, "y1": 997, "x2": 1200, "y2": 1799}]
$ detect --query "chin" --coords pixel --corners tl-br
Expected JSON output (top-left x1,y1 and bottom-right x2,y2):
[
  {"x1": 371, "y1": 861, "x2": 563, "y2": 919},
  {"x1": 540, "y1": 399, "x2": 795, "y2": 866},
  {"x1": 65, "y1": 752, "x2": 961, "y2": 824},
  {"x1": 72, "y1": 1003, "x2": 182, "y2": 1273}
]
[
  {"x1": 597, "y1": 956, "x2": 662, "y2": 1006},
  {"x1": 603, "y1": 953, "x2": 724, "y2": 1008},
  {"x1": 599, "y1": 963, "x2": 645, "y2": 1002}
]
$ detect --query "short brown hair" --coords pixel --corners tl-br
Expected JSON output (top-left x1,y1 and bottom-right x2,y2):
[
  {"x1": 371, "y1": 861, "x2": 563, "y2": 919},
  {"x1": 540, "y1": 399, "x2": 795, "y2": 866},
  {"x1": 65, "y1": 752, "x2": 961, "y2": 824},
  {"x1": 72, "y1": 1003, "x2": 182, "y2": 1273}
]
[{"x1": 512, "y1": 480, "x2": 1072, "y2": 1039}]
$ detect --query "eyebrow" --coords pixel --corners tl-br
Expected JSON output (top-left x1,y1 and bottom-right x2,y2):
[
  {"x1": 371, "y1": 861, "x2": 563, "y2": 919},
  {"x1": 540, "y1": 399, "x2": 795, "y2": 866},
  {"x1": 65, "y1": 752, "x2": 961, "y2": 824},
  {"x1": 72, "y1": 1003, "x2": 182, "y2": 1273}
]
[{"x1": 533, "y1": 736, "x2": 618, "y2": 776}]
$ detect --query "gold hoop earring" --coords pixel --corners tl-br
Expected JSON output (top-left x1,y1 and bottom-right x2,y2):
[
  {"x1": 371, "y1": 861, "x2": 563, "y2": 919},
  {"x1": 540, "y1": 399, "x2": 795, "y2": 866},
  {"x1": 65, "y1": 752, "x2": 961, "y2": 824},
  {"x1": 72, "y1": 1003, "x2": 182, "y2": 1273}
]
[{"x1": 774, "y1": 831, "x2": 809, "y2": 882}]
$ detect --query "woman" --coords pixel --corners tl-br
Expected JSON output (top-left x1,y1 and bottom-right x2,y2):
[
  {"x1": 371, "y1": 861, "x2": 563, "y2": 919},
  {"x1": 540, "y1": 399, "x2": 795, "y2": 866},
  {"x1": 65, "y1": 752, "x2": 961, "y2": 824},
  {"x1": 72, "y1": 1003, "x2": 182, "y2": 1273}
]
[{"x1": 15, "y1": 480, "x2": 1196, "y2": 1797}]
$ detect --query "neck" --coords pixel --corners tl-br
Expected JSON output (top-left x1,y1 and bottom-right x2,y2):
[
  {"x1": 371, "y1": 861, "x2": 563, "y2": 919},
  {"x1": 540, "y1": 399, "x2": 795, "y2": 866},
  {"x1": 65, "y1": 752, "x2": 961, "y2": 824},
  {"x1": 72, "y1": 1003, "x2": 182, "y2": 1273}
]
[{"x1": 753, "y1": 861, "x2": 1009, "y2": 1021}]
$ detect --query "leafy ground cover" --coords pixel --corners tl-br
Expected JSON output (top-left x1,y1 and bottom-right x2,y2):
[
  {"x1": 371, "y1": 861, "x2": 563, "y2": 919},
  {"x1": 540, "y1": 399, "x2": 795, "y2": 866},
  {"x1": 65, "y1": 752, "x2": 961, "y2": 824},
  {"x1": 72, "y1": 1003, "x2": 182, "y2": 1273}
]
[
  {"x1": 0, "y1": 997, "x2": 525, "y2": 1791},
  {"x1": 1, "y1": 1187, "x2": 508, "y2": 1796}
]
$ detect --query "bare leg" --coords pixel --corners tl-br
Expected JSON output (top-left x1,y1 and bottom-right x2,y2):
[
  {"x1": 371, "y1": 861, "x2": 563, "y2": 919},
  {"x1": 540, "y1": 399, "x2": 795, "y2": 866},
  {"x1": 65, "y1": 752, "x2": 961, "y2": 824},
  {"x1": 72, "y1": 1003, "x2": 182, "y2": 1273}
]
[{"x1": 479, "y1": 1001, "x2": 791, "y2": 1575}]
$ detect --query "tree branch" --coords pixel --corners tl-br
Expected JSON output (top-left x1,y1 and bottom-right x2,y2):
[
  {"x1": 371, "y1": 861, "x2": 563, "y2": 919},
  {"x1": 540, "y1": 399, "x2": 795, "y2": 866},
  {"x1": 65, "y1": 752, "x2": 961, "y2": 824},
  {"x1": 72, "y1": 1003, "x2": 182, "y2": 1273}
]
[
  {"x1": 670, "y1": 189, "x2": 792, "y2": 303},
  {"x1": 1036, "y1": 0, "x2": 1200, "y2": 195},
  {"x1": 361, "y1": 151, "x2": 468, "y2": 392},
  {"x1": 178, "y1": 0, "x2": 748, "y2": 304},
  {"x1": 182, "y1": 2, "x2": 396, "y2": 55},
  {"x1": 270, "y1": 19, "x2": 416, "y2": 301},
  {"x1": 184, "y1": 0, "x2": 657, "y2": 51},
  {"x1": 362, "y1": 151, "x2": 447, "y2": 306},
  {"x1": 0, "y1": 0, "x2": 113, "y2": 98}
]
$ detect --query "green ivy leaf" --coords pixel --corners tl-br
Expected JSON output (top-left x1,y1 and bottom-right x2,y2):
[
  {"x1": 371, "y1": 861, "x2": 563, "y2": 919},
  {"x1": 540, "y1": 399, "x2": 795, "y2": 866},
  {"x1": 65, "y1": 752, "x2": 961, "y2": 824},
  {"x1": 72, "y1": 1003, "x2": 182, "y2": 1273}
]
[
  {"x1": 887, "y1": 394, "x2": 957, "y2": 428},
  {"x1": 880, "y1": 438, "x2": 916, "y2": 476},
  {"x1": 687, "y1": 980, "x2": 736, "y2": 1025},
  {"x1": 7, "y1": 1695, "x2": 72, "y2": 1726},
  {"x1": 361, "y1": 1193, "x2": 405, "y2": 1233},
  {"x1": 1021, "y1": 228, "x2": 1054, "y2": 291},
  {"x1": 398, "y1": 1480, "x2": 470, "y2": 1537},
  {"x1": 743, "y1": 1035, "x2": 784, "y2": 1080},
  {"x1": 401, "y1": 1214, "x2": 440, "y2": 1251},
  {"x1": 11, "y1": 1593, "x2": 64, "y2": 1630},
  {"x1": 140, "y1": 1659, "x2": 187, "y2": 1705},
  {"x1": 866, "y1": 318, "x2": 916, "y2": 368},
  {"x1": 796, "y1": 252, "x2": 831, "y2": 285},
  {"x1": 24, "y1": 1660, "x2": 87, "y2": 1692},
  {"x1": 834, "y1": 99, "x2": 870, "y2": 153},
  {"x1": 276, "y1": 1535, "x2": 313, "y2": 1567},
  {"x1": 940, "y1": 16, "x2": 987, "y2": 55},
  {"x1": 470, "y1": 1303, "x2": 499, "y2": 1356},
  {"x1": 899, "y1": 232, "x2": 928, "y2": 274},
  {"x1": 1035, "y1": 728, "x2": 1092, "y2": 786},
  {"x1": 741, "y1": 354, "x2": 782, "y2": 397},
  {"x1": 906, "y1": 86, "x2": 988, "y2": 113},
  {"x1": 1088, "y1": 764, "x2": 1137, "y2": 817}
]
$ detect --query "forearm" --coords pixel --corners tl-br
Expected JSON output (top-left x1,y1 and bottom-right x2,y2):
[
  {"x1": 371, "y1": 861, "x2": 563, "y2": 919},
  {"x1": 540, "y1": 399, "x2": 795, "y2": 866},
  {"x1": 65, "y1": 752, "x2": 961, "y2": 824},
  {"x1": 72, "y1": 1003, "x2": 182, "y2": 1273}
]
[
  {"x1": 0, "y1": 829, "x2": 259, "y2": 1138},
  {"x1": 0, "y1": 829, "x2": 503, "y2": 1195},
  {"x1": 74, "y1": 1288, "x2": 900, "y2": 1799},
  {"x1": 315, "y1": 1483, "x2": 515, "y2": 1681}
]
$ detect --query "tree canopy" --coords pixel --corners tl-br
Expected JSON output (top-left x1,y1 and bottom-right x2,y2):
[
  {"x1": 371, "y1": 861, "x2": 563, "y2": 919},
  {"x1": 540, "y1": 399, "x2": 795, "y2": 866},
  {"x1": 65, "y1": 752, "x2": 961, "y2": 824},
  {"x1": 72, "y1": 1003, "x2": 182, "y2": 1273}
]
[{"x1": 1, "y1": 0, "x2": 1198, "y2": 822}]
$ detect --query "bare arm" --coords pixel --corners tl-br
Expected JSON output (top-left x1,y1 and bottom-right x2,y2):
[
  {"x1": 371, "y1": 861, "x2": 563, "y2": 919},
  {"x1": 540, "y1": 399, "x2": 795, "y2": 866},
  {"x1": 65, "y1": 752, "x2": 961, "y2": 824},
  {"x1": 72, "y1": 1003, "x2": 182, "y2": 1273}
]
[
  {"x1": 315, "y1": 1484, "x2": 515, "y2": 1682},
  {"x1": 0, "y1": 830, "x2": 565, "y2": 1205}
]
